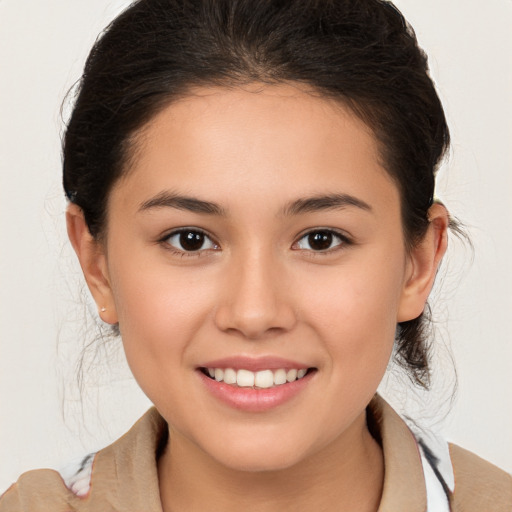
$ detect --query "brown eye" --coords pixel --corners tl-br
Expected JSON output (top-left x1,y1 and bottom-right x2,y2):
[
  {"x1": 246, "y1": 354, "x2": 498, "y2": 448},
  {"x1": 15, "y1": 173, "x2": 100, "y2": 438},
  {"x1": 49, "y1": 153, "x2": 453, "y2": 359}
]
[
  {"x1": 166, "y1": 229, "x2": 217, "y2": 252},
  {"x1": 180, "y1": 231, "x2": 205, "y2": 251},
  {"x1": 308, "y1": 231, "x2": 333, "y2": 250},
  {"x1": 295, "y1": 230, "x2": 346, "y2": 252}
]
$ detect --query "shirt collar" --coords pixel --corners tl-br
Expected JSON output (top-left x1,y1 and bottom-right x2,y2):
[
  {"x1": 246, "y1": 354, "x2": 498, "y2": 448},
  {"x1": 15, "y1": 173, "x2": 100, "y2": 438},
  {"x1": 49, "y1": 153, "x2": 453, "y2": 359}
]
[
  {"x1": 87, "y1": 395, "x2": 427, "y2": 511},
  {"x1": 370, "y1": 395, "x2": 427, "y2": 511}
]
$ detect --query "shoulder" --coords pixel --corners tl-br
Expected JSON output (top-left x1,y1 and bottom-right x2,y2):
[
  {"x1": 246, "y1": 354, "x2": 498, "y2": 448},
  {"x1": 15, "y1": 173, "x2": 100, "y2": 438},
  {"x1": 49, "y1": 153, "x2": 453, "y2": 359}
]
[
  {"x1": 0, "y1": 453, "x2": 96, "y2": 512},
  {"x1": 0, "y1": 467, "x2": 81, "y2": 512},
  {"x1": 449, "y1": 443, "x2": 512, "y2": 511},
  {"x1": 0, "y1": 408, "x2": 166, "y2": 512},
  {"x1": 373, "y1": 395, "x2": 512, "y2": 511}
]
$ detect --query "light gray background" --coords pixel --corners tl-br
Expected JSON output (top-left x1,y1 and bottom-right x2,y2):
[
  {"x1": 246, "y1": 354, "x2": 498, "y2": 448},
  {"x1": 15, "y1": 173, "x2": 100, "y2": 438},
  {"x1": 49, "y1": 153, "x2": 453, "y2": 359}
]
[{"x1": 1, "y1": 0, "x2": 511, "y2": 491}]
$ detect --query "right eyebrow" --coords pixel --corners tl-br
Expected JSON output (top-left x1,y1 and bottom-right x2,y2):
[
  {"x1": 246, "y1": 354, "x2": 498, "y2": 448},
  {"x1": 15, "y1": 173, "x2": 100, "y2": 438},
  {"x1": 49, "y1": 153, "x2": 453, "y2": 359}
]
[{"x1": 138, "y1": 191, "x2": 227, "y2": 216}]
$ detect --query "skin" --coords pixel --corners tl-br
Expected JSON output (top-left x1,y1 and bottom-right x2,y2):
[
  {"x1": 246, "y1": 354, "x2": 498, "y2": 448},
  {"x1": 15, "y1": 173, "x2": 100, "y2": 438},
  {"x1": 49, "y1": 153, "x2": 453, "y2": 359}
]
[{"x1": 67, "y1": 84, "x2": 448, "y2": 511}]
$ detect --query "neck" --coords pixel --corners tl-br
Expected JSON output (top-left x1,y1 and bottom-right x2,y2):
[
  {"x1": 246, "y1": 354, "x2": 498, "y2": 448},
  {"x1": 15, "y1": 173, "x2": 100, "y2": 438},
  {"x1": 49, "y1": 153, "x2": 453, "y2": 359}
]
[{"x1": 158, "y1": 411, "x2": 384, "y2": 512}]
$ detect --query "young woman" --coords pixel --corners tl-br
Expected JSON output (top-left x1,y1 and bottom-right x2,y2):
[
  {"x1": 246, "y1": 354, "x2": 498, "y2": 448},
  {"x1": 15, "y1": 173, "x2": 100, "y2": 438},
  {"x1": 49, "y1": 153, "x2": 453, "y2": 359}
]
[{"x1": 1, "y1": 0, "x2": 511, "y2": 510}]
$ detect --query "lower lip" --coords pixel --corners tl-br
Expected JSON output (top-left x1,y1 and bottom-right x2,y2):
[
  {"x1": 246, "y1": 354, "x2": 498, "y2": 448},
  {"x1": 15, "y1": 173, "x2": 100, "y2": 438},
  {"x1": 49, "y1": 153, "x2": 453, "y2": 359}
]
[{"x1": 197, "y1": 370, "x2": 315, "y2": 412}]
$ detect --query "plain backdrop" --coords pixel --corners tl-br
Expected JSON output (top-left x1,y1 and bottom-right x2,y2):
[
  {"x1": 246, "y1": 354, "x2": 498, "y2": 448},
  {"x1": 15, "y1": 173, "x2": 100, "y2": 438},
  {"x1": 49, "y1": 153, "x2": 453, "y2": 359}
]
[{"x1": 1, "y1": 0, "x2": 511, "y2": 492}]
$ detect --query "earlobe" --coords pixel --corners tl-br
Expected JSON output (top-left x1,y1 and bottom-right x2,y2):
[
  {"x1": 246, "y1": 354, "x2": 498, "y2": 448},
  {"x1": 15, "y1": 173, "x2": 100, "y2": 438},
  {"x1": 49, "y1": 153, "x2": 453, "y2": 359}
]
[
  {"x1": 66, "y1": 204, "x2": 118, "y2": 324},
  {"x1": 397, "y1": 204, "x2": 449, "y2": 322}
]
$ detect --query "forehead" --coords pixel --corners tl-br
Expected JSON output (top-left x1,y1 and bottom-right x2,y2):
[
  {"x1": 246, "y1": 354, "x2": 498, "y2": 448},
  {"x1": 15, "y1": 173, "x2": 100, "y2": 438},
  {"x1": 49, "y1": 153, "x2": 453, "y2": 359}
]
[{"x1": 114, "y1": 83, "x2": 398, "y2": 214}]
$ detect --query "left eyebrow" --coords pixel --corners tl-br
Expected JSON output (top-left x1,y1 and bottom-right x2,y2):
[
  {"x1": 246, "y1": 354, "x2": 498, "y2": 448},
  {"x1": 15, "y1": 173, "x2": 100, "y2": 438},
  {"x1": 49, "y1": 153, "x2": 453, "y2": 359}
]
[{"x1": 281, "y1": 193, "x2": 373, "y2": 216}]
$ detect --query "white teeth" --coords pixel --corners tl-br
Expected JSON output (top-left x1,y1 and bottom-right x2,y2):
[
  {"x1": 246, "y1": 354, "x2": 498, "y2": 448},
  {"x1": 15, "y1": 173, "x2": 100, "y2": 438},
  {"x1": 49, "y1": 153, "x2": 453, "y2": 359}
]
[
  {"x1": 286, "y1": 369, "x2": 297, "y2": 382},
  {"x1": 255, "y1": 370, "x2": 274, "y2": 388},
  {"x1": 297, "y1": 368, "x2": 307, "y2": 379},
  {"x1": 274, "y1": 369, "x2": 287, "y2": 385},
  {"x1": 223, "y1": 368, "x2": 237, "y2": 385},
  {"x1": 206, "y1": 367, "x2": 310, "y2": 387},
  {"x1": 237, "y1": 369, "x2": 255, "y2": 387}
]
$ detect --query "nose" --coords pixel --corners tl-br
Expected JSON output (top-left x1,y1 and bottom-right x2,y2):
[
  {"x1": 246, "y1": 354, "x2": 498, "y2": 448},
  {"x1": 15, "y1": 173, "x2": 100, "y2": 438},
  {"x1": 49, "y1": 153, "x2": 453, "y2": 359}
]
[{"x1": 214, "y1": 251, "x2": 297, "y2": 340}]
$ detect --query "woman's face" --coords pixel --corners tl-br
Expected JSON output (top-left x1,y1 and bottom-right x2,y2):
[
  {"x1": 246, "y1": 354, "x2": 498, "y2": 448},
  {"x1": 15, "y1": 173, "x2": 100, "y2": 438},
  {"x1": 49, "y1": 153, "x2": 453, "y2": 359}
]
[{"x1": 92, "y1": 84, "x2": 427, "y2": 471}]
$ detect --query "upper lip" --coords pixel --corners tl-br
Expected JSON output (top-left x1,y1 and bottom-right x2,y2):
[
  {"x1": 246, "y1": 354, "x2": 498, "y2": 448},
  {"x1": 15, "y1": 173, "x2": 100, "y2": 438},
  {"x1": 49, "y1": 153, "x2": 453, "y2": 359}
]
[{"x1": 199, "y1": 356, "x2": 313, "y2": 372}]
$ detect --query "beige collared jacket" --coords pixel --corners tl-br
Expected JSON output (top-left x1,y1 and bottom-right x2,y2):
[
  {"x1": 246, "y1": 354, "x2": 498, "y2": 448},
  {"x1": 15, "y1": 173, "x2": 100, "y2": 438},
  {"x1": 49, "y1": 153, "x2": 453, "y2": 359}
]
[{"x1": 1, "y1": 396, "x2": 511, "y2": 511}]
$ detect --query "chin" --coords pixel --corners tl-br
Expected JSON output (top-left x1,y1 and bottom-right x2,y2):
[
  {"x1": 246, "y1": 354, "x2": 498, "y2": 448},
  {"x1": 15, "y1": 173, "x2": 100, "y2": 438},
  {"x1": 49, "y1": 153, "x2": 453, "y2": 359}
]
[
  {"x1": 202, "y1": 433, "x2": 316, "y2": 473},
  {"x1": 216, "y1": 451, "x2": 303, "y2": 473}
]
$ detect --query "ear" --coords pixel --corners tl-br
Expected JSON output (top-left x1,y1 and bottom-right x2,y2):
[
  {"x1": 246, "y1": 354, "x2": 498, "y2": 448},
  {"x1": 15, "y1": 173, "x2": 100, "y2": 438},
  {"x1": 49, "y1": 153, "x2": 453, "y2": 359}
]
[
  {"x1": 397, "y1": 203, "x2": 449, "y2": 322},
  {"x1": 66, "y1": 204, "x2": 118, "y2": 324}
]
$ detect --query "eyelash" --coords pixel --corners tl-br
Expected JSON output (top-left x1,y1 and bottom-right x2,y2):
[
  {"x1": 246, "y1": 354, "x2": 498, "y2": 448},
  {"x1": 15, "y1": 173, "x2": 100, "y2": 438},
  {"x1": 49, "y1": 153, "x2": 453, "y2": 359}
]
[
  {"x1": 292, "y1": 228, "x2": 352, "y2": 255},
  {"x1": 159, "y1": 228, "x2": 219, "y2": 257},
  {"x1": 158, "y1": 227, "x2": 352, "y2": 257}
]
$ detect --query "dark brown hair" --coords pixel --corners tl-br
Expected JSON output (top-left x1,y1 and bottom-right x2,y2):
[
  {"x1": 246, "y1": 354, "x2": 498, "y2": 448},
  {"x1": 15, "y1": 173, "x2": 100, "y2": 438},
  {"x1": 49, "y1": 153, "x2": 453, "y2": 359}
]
[{"x1": 63, "y1": 0, "x2": 451, "y2": 387}]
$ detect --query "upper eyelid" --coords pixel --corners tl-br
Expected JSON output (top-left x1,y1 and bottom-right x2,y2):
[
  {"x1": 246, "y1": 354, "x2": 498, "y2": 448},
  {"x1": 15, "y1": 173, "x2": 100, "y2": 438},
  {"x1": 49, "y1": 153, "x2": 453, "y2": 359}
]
[
  {"x1": 292, "y1": 229, "x2": 353, "y2": 255},
  {"x1": 159, "y1": 226, "x2": 215, "y2": 242},
  {"x1": 294, "y1": 227, "x2": 352, "y2": 243},
  {"x1": 158, "y1": 228, "x2": 221, "y2": 256},
  {"x1": 157, "y1": 227, "x2": 220, "y2": 258},
  {"x1": 157, "y1": 226, "x2": 352, "y2": 248}
]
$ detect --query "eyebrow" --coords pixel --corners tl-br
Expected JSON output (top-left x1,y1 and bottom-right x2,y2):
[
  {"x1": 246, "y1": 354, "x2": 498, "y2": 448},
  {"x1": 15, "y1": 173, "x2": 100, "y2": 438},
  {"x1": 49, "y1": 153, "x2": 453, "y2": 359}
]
[
  {"x1": 139, "y1": 191, "x2": 226, "y2": 215},
  {"x1": 138, "y1": 191, "x2": 372, "y2": 217},
  {"x1": 282, "y1": 193, "x2": 372, "y2": 216}
]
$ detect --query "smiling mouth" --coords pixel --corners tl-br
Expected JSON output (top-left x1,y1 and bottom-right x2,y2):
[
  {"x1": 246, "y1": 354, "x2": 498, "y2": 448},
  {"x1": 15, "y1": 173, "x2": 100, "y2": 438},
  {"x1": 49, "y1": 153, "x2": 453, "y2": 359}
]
[{"x1": 200, "y1": 367, "x2": 316, "y2": 389}]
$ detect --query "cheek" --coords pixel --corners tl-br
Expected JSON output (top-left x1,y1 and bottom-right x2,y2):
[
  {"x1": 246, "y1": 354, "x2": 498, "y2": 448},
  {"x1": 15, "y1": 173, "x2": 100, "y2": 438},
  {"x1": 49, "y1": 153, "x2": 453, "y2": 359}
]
[
  {"x1": 107, "y1": 256, "x2": 216, "y2": 378},
  {"x1": 296, "y1": 250, "x2": 404, "y2": 374}
]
